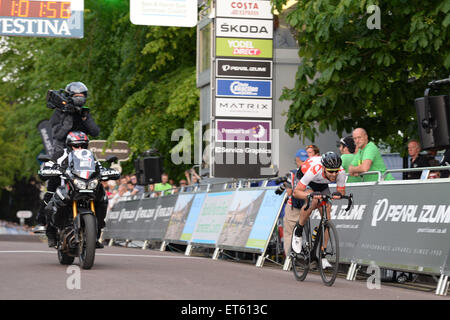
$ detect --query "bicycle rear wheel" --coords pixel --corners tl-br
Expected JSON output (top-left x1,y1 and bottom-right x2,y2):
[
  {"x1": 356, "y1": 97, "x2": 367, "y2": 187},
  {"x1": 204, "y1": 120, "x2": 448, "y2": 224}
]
[{"x1": 318, "y1": 221, "x2": 339, "y2": 286}]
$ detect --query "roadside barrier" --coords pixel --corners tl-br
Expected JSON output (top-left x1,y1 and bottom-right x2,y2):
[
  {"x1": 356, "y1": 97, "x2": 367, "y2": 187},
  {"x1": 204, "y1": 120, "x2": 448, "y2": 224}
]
[{"x1": 103, "y1": 169, "x2": 450, "y2": 296}]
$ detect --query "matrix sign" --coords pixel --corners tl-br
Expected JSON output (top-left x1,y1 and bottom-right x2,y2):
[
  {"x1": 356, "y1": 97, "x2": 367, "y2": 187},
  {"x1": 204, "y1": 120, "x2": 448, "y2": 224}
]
[{"x1": 0, "y1": 0, "x2": 83, "y2": 38}]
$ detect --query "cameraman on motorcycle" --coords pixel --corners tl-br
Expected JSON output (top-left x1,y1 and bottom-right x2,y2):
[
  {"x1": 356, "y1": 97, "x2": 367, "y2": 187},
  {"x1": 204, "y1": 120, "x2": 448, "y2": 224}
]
[
  {"x1": 40, "y1": 82, "x2": 101, "y2": 248},
  {"x1": 43, "y1": 131, "x2": 108, "y2": 249}
]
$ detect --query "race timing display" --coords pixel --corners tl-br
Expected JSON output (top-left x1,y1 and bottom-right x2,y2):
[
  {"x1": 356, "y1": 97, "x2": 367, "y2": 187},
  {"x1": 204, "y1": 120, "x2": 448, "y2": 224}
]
[
  {"x1": 0, "y1": 0, "x2": 83, "y2": 38},
  {"x1": 0, "y1": 0, "x2": 71, "y2": 19}
]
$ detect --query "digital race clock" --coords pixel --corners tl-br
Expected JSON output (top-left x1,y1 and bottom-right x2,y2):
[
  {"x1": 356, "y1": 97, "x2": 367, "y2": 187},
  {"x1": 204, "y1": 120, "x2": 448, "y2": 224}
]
[{"x1": 0, "y1": 0, "x2": 71, "y2": 19}]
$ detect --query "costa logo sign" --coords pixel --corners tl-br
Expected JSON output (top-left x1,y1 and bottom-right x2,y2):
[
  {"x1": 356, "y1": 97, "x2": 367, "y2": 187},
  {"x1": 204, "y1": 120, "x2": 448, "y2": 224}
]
[
  {"x1": 215, "y1": 98, "x2": 272, "y2": 118},
  {"x1": 216, "y1": 59, "x2": 272, "y2": 78},
  {"x1": 216, "y1": 18, "x2": 272, "y2": 39},
  {"x1": 216, "y1": 38, "x2": 273, "y2": 58},
  {"x1": 216, "y1": 0, "x2": 272, "y2": 19}
]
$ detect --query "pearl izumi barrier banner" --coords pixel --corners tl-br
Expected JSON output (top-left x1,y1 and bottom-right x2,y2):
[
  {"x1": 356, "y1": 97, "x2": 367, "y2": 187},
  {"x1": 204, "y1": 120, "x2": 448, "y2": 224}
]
[{"x1": 351, "y1": 180, "x2": 450, "y2": 274}]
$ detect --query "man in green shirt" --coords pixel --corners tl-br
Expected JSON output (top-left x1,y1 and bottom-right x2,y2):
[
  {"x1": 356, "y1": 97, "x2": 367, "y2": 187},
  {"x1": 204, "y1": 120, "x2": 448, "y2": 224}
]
[
  {"x1": 349, "y1": 128, "x2": 394, "y2": 182},
  {"x1": 154, "y1": 173, "x2": 173, "y2": 195},
  {"x1": 339, "y1": 135, "x2": 362, "y2": 183}
]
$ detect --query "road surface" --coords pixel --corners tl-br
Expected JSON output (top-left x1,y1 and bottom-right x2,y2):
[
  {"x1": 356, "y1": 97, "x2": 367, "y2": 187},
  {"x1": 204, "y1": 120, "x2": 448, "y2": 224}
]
[{"x1": 0, "y1": 239, "x2": 447, "y2": 301}]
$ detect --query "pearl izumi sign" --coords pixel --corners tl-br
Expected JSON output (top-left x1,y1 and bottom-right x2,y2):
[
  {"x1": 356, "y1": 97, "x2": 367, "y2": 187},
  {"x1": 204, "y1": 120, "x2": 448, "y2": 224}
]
[{"x1": 212, "y1": 0, "x2": 273, "y2": 178}]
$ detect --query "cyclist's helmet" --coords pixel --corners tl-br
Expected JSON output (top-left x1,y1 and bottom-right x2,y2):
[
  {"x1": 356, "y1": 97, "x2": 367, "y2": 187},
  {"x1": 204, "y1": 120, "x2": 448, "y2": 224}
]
[
  {"x1": 321, "y1": 151, "x2": 342, "y2": 169},
  {"x1": 64, "y1": 82, "x2": 88, "y2": 97},
  {"x1": 66, "y1": 131, "x2": 89, "y2": 149}
]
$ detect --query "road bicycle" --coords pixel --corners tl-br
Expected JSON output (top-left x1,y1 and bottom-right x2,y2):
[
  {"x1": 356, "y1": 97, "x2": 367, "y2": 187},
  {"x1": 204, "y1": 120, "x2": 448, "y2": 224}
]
[{"x1": 291, "y1": 192, "x2": 353, "y2": 286}]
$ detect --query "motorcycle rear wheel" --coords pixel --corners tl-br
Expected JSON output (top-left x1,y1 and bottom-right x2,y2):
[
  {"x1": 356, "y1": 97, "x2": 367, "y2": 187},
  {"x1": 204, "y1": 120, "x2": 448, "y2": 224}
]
[{"x1": 78, "y1": 214, "x2": 97, "y2": 270}]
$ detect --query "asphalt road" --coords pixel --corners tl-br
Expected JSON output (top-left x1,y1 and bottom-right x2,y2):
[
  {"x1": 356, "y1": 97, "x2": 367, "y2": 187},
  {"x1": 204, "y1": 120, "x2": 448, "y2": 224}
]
[{"x1": 0, "y1": 240, "x2": 447, "y2": 301}]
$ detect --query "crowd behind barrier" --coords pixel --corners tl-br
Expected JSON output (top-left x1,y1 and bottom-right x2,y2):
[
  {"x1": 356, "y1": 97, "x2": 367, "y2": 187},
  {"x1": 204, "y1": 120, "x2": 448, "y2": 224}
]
[{"x1": 103, "y1": 166, "x2": 450, "y2": 287}]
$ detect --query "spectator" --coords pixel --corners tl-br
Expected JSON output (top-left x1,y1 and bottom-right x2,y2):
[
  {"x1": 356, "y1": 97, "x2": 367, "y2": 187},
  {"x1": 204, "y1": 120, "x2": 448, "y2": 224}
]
[
  {"x1": 107, "y1": 180, "x2": 118, "y2": 198},
  {"x1": 179, "y1": 179, "x2": 188, "y2": 188},
  {"x1": 338, "y1": 136, "x2": 361, "y2": 183},
  {"x1": 306, "y1": 144, "x2": 320, "y2": 159},
  {"x1": 283, "y1": 148, "x2": 309, "y2": 256},
  {"x1": 273, "y1": 15, "x2": 297, "y2": 48},
  {"x1": 185, "y1": 168, "x2": 201, "y2": 186},
  {"x1": 154, "y1": 173, "x2": 173, "y2": 195},
  {"x1": 126, "y1": 181, "x2": 139, "y2": 196},
  {"x1": 130, "y1": 174, "x2": 145, "y2": 195},
  {"x1": 102, "y1": 181, "x2": 113, "y2": 198},
  {"x1": 427, "y1": 159, "x2": 441, "y2": 179},
  {"x1": 405, "y1": 140, "x2": 430, "y2": 180},
  {"x1": 107, "y1": 183, "x2": 130, "y2": 214},
  {"x1": 348, "y1": 128, "x2": 394, "y2": 181},
  {"x1": 439, "y1": 147, "x2": 450, "y2": 178}
]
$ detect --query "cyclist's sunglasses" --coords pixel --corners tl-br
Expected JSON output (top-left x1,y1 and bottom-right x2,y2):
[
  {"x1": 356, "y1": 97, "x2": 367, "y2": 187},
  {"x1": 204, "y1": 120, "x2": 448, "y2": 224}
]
[{"x1": 325, "y1": 168, "x2": 340, "y2": 173}]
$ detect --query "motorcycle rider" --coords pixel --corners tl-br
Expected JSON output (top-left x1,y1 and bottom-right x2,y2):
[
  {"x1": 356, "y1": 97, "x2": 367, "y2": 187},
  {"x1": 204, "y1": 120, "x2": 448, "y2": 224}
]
[
  {"x1": 42, "y1": 82, "x2": 100, "y2": 247},
  {"x1": 44, "y1": 131, "x2": 108, "y2": 249}
]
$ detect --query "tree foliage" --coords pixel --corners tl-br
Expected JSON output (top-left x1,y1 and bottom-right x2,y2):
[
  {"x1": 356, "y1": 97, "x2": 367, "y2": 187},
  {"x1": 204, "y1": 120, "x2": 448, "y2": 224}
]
[
  {"x1": 0, "y1": 0, "x2": 199, "y2": 190},
  {"x1": 273, "y1": 0, "x2": 450, "y2": 154}
]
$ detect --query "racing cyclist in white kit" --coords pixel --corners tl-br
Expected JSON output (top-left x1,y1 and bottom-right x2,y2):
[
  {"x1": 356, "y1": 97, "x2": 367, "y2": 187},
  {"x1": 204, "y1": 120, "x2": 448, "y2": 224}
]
[{"x1": 292, "y1": 152, "x2": 346, "y2": 268}]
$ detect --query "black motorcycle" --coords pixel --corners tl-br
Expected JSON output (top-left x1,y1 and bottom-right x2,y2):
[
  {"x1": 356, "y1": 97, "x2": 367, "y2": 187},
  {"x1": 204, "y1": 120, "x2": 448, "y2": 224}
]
[{"x1": 38, "y1": 150, "x2": 120, "y2": 269}]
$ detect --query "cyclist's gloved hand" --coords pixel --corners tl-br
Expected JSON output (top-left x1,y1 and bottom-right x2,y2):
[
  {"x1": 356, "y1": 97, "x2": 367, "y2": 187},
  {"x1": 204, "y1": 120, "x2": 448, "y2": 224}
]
[
  {"x1": 332, "y1": 191, "x2": 342, "y2": 199},
  {"x1": 311, "y1": 191, "x2": 323, "y2": 199}
]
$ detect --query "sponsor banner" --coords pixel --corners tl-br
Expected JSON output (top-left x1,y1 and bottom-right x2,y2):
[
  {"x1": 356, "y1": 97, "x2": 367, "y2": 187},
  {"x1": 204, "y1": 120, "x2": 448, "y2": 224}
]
[
  {"x1": 130, "y1": 0, "x2": 197, "y2": 27},
  {"x1": 164, "y1": 193, "x2": 195, "y2": 241},
  {"x1": 245, "y1": 188, "x2": 285, "y2": 250},
  {"x1": 103, "y1": 196, "x2": 139, "y2": 239},
  {"x1": 216, "y1": 119, "x2": 271, "y2": 143},
  {"x1": 89, "y1": 140, "x2": 130, "y2": 161},
  {"x1": 217, "y1": 190, "x2": 266, "y2": 249},
  {"x1": 216, "y1": 79, "x2": 272, "y2": 98},
  {"x1": 216, "y1": 59, "x2": 272, "y2": 79},
  {"x1": 215, "y1": 98, "x2": 272, "y2": 118},
  {"x1": 216, "y1": 18, "x2": 272, "y2": 39},
  {"x1": 216, "y1": 0, "x2": 272, "y2": 19},
  {"x1": 213, "y1": 142, "x2": 273, "y2": 178},
  {"x1": 37, "y1": 120, "x2": 53, "y2": 155},
  {"x1": 190, "y1": 192, "x2": 235, "y2": 244},
  {"x1": 216, "y1": 37, "x2": 273, "y2": 59},
  {"x1": 352, "y1": 182, "x2": 450, "y2": 274},
  {"x1": 0, "y1": 1, "x2": 84, "y2": 38},
  {"x1": 180, "y1": 193, "x2": 207, "y2": 241}
]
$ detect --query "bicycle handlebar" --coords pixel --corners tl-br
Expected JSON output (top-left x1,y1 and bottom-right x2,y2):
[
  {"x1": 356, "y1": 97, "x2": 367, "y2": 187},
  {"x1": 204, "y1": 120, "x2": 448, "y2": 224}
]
[{"x1": 304, "y1": 193, "x2": 353, "y2": 212}]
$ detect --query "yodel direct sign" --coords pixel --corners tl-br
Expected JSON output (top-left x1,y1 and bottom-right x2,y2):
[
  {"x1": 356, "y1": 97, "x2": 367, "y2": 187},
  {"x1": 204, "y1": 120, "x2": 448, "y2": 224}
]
[{"x1": 216, "y1": 38, "x2": 273, "y2": 59}]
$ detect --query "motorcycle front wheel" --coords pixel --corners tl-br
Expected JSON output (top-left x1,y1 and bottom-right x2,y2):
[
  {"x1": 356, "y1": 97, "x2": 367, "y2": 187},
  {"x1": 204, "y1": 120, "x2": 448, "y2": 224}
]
[{"x1": 78, "y1": 214, "x2": 97, "y2": 270}]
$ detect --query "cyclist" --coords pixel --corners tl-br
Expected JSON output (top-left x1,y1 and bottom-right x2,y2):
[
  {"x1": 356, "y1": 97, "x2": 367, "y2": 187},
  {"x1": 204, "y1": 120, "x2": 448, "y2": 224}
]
[{"x1": 292, "y1": 151, "x2": 346, "y2": 268}]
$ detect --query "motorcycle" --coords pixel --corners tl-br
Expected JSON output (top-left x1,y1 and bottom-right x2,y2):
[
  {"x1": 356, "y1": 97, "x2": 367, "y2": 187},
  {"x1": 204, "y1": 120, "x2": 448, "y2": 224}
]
[{"x1": 38, "y1": 149, "x2": 120, "y2": 269}]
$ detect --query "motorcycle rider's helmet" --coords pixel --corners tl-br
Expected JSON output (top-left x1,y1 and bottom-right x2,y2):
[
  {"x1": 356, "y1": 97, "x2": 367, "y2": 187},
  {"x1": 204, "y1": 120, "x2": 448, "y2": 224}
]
[
  {"x1": 66, "y1": 131, "x2": 89, "y2": 149},
  {"x1": 64, "y1": 82, "x2": 88, "y2": 106},
  {"x1": 321, "y1": 151, "x2": 342, "y2": 169}
]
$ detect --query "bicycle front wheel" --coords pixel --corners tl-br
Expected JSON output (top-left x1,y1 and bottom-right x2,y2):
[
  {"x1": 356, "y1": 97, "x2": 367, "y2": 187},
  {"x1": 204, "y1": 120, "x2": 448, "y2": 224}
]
[
  {"x1": 291, "y1": 222, "x2": 310, "y2": 281},
  {"x1": 318, "y1": 221, "x2": 339, "y2": 286}
]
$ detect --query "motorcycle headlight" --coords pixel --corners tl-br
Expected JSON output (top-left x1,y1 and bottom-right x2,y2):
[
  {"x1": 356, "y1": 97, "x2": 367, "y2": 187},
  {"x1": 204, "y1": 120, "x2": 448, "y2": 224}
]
[
  {"x1": 74, "y1": 179, "x2": 87, "y2": 190},
  {"x1": 88, "y1": 179, "x2": 98, "y2": 190}
]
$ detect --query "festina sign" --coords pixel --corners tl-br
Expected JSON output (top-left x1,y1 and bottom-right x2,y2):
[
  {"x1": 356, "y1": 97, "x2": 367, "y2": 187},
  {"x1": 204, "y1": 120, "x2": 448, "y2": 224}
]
[
  {"x1": 216, "y1": 0, "x2": 272, "y2": 19},
  {"x1": 215, "y1": 98, "x2": 272, "y2": 118},
  {"x1": 0, "y1": 0, "x2": 84, "y2": 38},
  {"x1": 216, "y1": 18, "x2": 273, "y2": 39},
  {"x1": 216, "y1": 59, "x2": 272, "y2": 79}
]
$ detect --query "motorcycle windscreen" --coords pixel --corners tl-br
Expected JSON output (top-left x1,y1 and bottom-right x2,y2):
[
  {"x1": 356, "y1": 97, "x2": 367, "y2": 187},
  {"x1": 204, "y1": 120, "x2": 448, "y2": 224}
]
[{"x1": 69, "y1": 149, "x2": 97, "y2": 180}]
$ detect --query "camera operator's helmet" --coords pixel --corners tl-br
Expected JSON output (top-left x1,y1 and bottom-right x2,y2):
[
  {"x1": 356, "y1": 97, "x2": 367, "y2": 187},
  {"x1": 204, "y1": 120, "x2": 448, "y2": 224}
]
[
  {"x1": 65, "y1": 82, "x2": 88, "y2": 97},
  {"x1": 66, "y1": 131, "x2": 89, "y2": 149},
  {"x1": 321, "y1": 152, "x2": 342, "y2": 169},
  {"x1": 65, "y1": 82, "x2": 88, "y2": 107}
]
